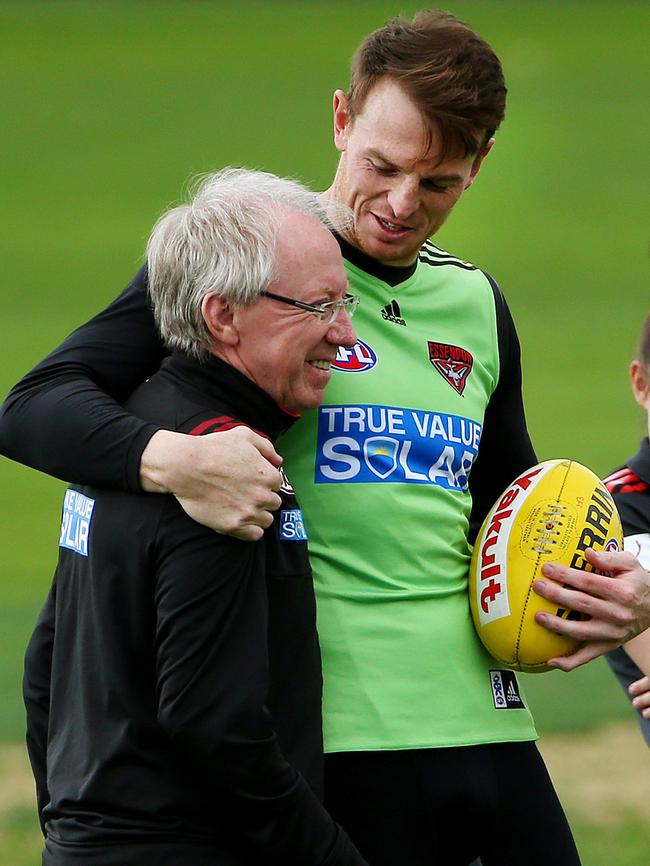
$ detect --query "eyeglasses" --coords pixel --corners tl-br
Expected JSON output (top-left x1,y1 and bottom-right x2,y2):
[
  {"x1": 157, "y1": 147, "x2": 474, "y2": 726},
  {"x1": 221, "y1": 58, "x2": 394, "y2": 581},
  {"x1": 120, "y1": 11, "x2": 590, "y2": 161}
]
[{"x1": 260, "y1": 290, "x2": 360, "y2": 324}]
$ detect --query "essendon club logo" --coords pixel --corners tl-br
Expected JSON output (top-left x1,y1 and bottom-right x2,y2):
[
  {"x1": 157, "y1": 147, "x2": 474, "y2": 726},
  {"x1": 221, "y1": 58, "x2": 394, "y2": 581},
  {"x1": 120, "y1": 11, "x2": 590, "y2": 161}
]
[{"x1": 427, "y1": 342, "x2": 473, "y2": 395}]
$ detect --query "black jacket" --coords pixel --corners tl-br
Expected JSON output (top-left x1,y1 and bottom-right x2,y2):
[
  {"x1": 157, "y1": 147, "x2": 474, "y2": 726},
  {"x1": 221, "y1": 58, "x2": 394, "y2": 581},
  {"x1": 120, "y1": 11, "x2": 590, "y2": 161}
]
[
  {"x1": 604, "y1": 437, "x2": 650, "y2": 746},
  {"x1": 23, "y1": 353, "x2": 367, "y2": 865}
]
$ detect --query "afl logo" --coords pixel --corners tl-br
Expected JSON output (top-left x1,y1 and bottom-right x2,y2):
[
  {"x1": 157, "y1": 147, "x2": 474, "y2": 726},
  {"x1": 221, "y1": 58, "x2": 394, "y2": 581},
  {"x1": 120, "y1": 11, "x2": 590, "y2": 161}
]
[
  {"x1": 605, "y1": 538, "x2": 620, "y2": 552},
  {"x1": 332, "y1": 340, "x2": 378, "y2": 373}
]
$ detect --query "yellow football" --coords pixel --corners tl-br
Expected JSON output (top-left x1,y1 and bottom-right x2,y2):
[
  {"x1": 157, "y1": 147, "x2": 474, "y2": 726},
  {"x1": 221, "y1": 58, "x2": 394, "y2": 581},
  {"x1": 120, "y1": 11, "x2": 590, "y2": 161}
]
[{"x1": 469, "y1": 459, "x2": 623, "y2": 673}]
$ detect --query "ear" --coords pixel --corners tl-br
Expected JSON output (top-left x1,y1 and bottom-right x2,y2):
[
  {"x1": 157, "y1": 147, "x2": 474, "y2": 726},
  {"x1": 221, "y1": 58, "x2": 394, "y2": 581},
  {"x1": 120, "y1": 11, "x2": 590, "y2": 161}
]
[
  {"x1": 333, "y1": 89, "x2": 351, "y2": 153},
  {"x1": 464, "y1": 137, "x2": 495, "y2": 190},
  {"x1": 630, "y1": 359, "x2": 650, "y2": 411},
  {"x1": 201, "y1": 293, "x2": 239, "y2": 346}
]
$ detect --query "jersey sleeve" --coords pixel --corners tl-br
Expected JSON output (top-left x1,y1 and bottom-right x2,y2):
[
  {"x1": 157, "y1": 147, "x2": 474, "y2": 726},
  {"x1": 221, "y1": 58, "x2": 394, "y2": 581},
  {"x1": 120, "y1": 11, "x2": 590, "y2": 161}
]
[
  {"x1": 468, "y1": 276, "x2": 538, "y2": 542},
  {"x1": 152, "y1": 504, "x2": 367, "y2": 866},
  {"x1": 0, "y1": 267, "x2": 165, "y2": 492}
]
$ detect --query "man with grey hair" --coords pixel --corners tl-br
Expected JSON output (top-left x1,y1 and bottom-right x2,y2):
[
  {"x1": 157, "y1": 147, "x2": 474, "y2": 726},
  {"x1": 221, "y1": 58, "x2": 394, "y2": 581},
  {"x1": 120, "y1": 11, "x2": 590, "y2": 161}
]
[{"x1": 22, "y1": 167, "x2": 367, "y2": 866}]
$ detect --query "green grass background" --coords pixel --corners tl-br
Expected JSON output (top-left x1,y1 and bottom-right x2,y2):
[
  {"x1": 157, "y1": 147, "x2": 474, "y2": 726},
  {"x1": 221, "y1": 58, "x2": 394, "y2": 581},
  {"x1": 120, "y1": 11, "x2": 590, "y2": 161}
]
[{"x1": 1, "y1": 1, "x2": 649, "y2": 863}]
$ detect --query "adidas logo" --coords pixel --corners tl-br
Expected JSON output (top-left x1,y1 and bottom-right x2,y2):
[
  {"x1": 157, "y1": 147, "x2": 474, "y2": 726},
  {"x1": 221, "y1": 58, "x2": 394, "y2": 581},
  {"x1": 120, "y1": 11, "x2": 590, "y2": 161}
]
[
  {"x1": 506, "y1": 682, "x2": 520, "y2": 703},
  {"x1": 381, "y1": 299, "x2": 406, "y2": 326}
]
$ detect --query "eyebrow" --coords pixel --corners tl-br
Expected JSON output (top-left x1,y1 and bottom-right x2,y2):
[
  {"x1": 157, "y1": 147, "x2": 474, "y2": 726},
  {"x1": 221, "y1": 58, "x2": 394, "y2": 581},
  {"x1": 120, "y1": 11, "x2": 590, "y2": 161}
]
[{"x1": 366, "y1": 148, "x2": 464, "y2": 183}]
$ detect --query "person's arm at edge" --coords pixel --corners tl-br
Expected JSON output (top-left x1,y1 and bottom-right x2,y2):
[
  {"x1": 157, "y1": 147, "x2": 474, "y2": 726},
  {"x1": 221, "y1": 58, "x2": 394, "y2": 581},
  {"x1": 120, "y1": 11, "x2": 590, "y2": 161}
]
[
  {"x1": 625, "y1": 627, "x2": 650, "y2": 677},
  {"x1": 629, "y1": 670, "x2": 650, "y2": 720}
]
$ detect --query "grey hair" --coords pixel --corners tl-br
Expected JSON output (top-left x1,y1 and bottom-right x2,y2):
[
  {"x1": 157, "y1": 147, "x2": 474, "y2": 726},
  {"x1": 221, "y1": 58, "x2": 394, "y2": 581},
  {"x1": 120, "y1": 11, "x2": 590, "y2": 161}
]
[{"x1": 146, "y1": 167, "x2": 351, "y2": 359}]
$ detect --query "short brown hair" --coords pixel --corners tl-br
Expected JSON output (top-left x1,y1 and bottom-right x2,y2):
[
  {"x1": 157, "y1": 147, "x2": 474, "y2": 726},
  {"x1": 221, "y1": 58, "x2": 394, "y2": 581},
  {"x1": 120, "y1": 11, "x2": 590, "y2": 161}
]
[{"x1": 347, "y1": 10, "x2": 507, "y2": 158}]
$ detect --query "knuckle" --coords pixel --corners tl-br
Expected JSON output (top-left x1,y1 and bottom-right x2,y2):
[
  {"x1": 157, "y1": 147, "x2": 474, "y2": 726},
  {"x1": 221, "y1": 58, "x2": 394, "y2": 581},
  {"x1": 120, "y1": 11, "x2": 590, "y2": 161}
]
[
  {"x1": 258, "y1": 511, "x2": 274, "y2": 529},
  {"x1": 258, "y1": 463, "x2": 281, "y2": 484},
  {"x1": 222, "y1": 515, "x2": 248, "y2": 535},
  {"x1": 236, "y1": 525, "x2": 264, "y2": 542},
  {"x1": 253, "y1": 488, "x2": 281, "y2": 510},
  {"x1": 542, "y1": 617, "x2": 564, "y2": 635},
  {"x1": 613, "y1": 604, "x2": 635, "y2": 627}
]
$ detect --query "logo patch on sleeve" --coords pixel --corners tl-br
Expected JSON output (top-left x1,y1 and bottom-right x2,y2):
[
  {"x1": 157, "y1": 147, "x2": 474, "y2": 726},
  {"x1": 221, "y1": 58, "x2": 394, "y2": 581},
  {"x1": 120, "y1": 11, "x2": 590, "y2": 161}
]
[
  {"x1": 489, "y1": 670, "x2": 525, "y2": 710},
  {"x1": 59, "y1": 490, "x2": 95, "y2": 557},
  {"x1": 279, "y1": 509, "x2": 308, "y2": 541}
]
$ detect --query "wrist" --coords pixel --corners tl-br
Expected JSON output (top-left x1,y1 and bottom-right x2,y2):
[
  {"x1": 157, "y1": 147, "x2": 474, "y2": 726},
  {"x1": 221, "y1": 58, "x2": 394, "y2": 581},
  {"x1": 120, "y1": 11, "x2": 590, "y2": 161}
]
[{"x1": 139, "y1": 429, "x2": 184, "y2": 493}]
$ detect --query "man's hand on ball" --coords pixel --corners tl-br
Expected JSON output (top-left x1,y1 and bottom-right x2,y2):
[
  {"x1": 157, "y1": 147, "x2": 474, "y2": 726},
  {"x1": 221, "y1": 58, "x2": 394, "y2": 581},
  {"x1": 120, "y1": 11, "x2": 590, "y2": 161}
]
[
  {"x1": 532, "y1": 548, "x2": 650, "y2": 671},
  {"x1": 629, "y1": 675, "x2": 650, "y2": 720},
  {"x1": 140, "y1": 426, "x2": 283, "y2": 540}
]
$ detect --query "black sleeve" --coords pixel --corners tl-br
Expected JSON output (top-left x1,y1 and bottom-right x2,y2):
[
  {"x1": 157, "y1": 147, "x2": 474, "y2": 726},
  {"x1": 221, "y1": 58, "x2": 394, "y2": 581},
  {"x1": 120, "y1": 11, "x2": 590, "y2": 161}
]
[
  {"x1": 23, "y1": 581, "x2": 56, "y2": 836},
  {"x1": 153, "y1": 505, "x2": 367, "y2": 866},
  {"x1": 612, "y1": 489, "x2": 650, "y2": 539},
  {"x1": 0, "y1": 267, "x2": 165, "y2": 492},
  {"x1": 468, "y1": 276, "x2": 538, "y2": 543}
]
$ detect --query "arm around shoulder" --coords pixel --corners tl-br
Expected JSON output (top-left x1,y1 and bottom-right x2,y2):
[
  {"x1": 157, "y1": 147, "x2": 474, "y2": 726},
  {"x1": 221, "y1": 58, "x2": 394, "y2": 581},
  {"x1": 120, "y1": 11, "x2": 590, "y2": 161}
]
[
  {"x1": 0, "y1": 266, "x2": 164, "y2": 491},
  {"x1": 141, "y1": 426, "x2": 284, "y2": 540}
]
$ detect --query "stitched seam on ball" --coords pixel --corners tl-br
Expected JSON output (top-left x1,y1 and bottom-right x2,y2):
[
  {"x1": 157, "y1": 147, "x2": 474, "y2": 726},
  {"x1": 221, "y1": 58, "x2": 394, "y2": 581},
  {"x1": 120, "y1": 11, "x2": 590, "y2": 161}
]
[{"x1": 516, "y1": 460, "x2": 569, "y2": 667}]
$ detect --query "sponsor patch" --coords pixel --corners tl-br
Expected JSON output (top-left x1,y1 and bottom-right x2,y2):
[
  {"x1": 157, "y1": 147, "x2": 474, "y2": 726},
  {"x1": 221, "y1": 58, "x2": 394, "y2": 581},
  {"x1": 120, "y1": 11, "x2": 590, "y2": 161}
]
[
  {"x1": 332, "y1": 340, "x2": 378, "y2": 373},
  {"x1": 490, "y1": 669, "x2": 526, "y2": 710},
  {"x1": 59, "y1": 489, "x2": 95, "y2": 557},
  {"x1": 315, "y1": 403, "x2": 481, "y2": 489},
  {"x1": 475, "y1": 464, "x2": 549, "y2": 626},
  {"x1": 428, "y1": 342, "x2": 473, "y2": 395},
  {"x1": 279, "y1": 509, "x2": 308, "y2": 541}
]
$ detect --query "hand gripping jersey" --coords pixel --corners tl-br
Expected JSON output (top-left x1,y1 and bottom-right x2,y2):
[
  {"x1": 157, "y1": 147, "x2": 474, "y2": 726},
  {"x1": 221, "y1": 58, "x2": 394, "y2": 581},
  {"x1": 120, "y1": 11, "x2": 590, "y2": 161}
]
[{"x1": 281, "y1": 239, "x2": 538, "y2": 751}]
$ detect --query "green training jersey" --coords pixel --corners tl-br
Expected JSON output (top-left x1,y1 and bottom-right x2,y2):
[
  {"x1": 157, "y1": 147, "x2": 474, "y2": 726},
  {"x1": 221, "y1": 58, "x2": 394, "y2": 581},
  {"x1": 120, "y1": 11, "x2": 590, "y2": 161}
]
[{"x1": 280, "y1": 237, "x2": 538, "y2": 751}]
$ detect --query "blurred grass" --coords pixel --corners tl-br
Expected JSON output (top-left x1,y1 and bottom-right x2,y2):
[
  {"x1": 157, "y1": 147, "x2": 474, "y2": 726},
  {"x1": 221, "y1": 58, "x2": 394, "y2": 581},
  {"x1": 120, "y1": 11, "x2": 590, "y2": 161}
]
[
  {"x1": 1, "y1": 1, "x2": 649, "y2": 862},
  {"x1": 570, "y1": 813, "x2": 650, "y2": 866},
  {"x1": 0, "y1": 805, "x2": 43, "y2": 866}
]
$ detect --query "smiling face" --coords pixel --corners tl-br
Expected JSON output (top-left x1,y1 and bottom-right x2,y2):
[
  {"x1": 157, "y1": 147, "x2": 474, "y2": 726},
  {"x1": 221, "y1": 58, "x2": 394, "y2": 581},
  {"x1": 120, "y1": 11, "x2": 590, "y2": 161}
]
[
  {"x1": 205, "y1": 209, "x2": 356, "y2": 414},
  {"x1": 326, "y1": 78, "x2": 492, "y2": 267}
]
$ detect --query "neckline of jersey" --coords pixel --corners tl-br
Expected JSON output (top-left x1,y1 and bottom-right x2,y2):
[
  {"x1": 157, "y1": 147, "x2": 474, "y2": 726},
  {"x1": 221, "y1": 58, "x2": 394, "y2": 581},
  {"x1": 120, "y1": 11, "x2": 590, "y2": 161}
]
[{"x1": 333, "y1": 232, "x2": 418, "y2": 287}]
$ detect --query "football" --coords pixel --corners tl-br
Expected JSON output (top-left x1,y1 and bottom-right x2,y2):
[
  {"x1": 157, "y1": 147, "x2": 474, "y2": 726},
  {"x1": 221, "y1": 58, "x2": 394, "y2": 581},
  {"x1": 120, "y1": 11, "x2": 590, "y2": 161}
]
[{"x1": 469, "y1": 459, "x2": 623, "y2": 672}]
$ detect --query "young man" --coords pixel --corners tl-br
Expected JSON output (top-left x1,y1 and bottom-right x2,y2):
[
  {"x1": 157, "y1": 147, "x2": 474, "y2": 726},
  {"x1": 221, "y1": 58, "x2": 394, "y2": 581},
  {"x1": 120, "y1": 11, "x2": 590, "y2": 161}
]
[
  {"x1": 23, "y1": 168, "x2": 368, "y2": 865},
  {"x1": 3, "y1": 10, "x2": 650, "y2": 866}
]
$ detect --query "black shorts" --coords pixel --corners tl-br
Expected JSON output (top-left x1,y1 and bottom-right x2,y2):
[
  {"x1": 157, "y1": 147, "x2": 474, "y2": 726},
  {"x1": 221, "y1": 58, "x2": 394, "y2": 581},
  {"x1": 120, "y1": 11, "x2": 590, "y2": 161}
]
[{"x1": 324, "y1": 740, "x2": 580, "y2": 866}]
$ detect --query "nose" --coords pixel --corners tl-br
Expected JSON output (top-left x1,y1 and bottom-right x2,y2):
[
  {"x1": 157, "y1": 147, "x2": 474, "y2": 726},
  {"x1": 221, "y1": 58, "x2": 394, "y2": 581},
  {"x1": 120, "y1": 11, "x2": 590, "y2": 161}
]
[
  {"x1": 327, "y1": 310, "x2": 357, "y2": 349},
  {"x1": 386, "y1": 176, "x2": 420, "y2": 220}
]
